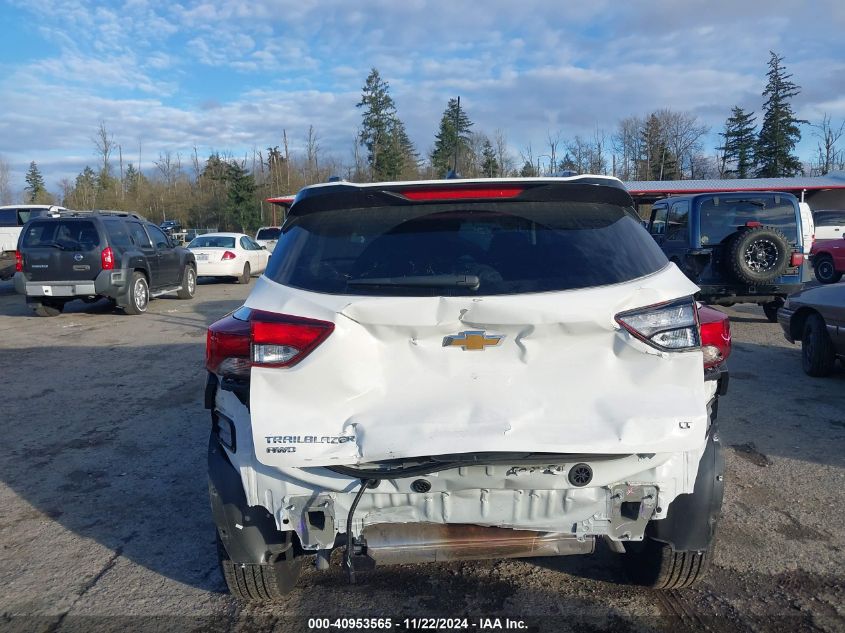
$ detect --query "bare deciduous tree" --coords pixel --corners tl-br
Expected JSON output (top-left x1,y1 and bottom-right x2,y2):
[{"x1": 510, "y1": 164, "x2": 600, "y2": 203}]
[
  {"x1": 0, "y1": 155, "x2": 12, "y2": 204},
  {"x1": 494, "y1": 129, "x2": 513, "y2": 176},
  {"x1": 93, "y1": 121, "x2": 116, "y2": 179},
  {"x1": 811, "y1": 114, "x2": 845, "y2": 175}
]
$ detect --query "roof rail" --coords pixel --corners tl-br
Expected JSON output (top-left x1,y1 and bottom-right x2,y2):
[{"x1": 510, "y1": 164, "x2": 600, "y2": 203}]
[{"x1": 53, "y1": 209, "x2": 148, "y2": 221}]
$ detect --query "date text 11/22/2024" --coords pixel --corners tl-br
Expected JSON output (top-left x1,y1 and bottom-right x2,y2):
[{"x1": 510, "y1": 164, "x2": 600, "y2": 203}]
[{"x1": 307, "y1": 618, "x2": 529, "y2": 630}]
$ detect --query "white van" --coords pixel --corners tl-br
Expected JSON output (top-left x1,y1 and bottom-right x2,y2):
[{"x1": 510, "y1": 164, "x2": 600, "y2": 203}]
[
  {"x1": 0, "y1": 205, "x2": 66, "y2": 255},
  {"x1": 798, "y1": 202, "x2": 815, "y2": 255}
]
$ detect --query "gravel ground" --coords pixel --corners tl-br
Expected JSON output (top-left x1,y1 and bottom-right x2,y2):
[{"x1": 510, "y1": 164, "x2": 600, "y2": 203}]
[{"x1": 0, "y1": 277, "x2": 843, "y2": 633}]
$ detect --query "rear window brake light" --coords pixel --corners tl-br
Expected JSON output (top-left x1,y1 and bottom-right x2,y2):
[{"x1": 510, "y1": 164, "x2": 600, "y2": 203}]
[{"x1": 398, "y1": 186, "x2": 525, "y2": 201}]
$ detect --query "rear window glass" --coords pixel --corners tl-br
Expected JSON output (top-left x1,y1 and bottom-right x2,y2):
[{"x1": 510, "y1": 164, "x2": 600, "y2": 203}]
[
  {"x1": 257, "y1": 227, "x2": 281, "y2": 240},
  {"x1": 1, "y1": 208, "x2": 49, "y2": 226},
  {"x1": 813, "y1": 210, "x2": 845, "y2": 226},
  {"x1": 102, "y1": 219, "x2": 132, "y2": 248},
  {"x1": 699, "y1": 195, "x2": 798, "y2": 246},
  {"x1": 22, "y1": 220, "x2": 101, "y2": 250},
  {"x1": 0, "y1": 209, "x2": 16, "y2": 227},
  {"x1": 264, "y1": 202, "x2": 668, "y2": 296},
  {"x1": 189, "y1": 236, "x2": 236, "y2": 248}
]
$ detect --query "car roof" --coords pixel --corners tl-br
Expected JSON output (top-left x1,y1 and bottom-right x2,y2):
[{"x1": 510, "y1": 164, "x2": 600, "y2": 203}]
[
  {"x1": 288, "y1": 175, "x2": 630, "y2": 218},
  {"x1": 0, "y1": 204, "x2": 67, "y2": 210},
  {"x1": 652, "y1": 191, "x2": 799, "y2": 205},
  {"x1": 190, "y1": 232, "x2": 246, "y2": 238}
]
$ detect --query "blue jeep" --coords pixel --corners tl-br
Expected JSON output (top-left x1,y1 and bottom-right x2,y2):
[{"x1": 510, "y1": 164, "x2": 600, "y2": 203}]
[{"x1": 646, "y1": 192, "x2": 809, "y2": 322}]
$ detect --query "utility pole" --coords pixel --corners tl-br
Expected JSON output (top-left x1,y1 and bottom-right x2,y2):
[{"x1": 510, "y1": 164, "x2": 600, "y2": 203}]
[{"x1": 453, "y1": 96, "x2": 461, "y2": 175}]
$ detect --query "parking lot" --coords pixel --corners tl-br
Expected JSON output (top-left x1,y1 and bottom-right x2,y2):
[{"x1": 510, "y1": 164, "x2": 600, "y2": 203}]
[{"x1": 1, "y1": 273, "x2": 843, "y2": 633}]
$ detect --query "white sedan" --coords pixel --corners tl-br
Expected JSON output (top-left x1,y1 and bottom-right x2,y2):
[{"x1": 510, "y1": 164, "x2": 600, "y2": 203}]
[{"x1": 187, "y1": 232, "x2": 271, "y2": 283}]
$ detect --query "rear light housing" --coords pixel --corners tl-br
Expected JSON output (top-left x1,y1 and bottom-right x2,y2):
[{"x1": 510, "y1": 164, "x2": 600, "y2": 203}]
[
  {"x1": 101, "y1": 247, "x2": 115, "y2": 270},
  {"x1": 790, "y1": 252, "x2": 804, "y2": 266},
  {"x1": 15, "y1": 250, "x2": 22, "y2": 272},
  {"x1": 615, "y1": 297, "x2": 700, "y2": 351},
  {"x1": 222, "y1": 251, "x2": 237, "y2": 260},
  {"x1": 615, "y1": 297, "x2": 731, "y2": 370},
  {"x1": 206, "y1": 307, "x2": 334, "y2": 378},
  {"x1": 698, "y1": 305, "x2": 732, "y2": 369}
]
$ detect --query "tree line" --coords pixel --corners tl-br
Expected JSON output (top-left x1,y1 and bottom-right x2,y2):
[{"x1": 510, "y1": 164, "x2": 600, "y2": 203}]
[{"x1": 5, "y1": 51, "x2": 843, "y2": 233}]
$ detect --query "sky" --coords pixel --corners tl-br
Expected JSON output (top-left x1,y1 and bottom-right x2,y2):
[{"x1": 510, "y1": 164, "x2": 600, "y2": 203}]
[{"x1": 2, "y1": 0, "x2": 845, "y2": 197}]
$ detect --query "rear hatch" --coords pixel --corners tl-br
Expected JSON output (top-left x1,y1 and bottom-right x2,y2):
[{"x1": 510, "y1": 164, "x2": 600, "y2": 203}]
[
  {"x1": 20, "y1": 218, "x2": 104, "y2": 282},
  {"x1": 234, "y1": 180, "x2": 707, "y2": 467},
  {"x1": 188, "y1": 235, "x2": 237, "y2": 263}
]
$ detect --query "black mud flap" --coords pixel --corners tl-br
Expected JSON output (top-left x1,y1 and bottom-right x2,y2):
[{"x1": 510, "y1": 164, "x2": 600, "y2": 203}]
[
  {"x1": 207, "y1": 435, "x2": 292, "y2": 564},
  {"x1": 648, "y1": 427, "x2": 725, "y2": 552}
]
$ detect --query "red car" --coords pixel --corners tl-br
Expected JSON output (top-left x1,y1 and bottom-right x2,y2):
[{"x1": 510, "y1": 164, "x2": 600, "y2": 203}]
[{"x1": 811, "y1": 237, "x2": 845, "y2": 284}]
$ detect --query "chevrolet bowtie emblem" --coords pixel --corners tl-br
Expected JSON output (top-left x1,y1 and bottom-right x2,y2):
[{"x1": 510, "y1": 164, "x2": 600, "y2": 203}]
[{"x1": 442, "y1": 330, "x2": 505, "y2": 351}]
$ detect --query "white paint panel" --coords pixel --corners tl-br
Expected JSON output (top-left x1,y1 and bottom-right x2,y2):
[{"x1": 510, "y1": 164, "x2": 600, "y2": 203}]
[{"x1": 248, "y1": 264, "x2": 706, "y2": 467}]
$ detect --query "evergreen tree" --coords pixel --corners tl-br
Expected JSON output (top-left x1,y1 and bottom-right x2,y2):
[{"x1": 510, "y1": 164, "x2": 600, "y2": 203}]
[
  {"x1": 431, "y1": 98, "x2": 474, "y2": 177},
  {"x1": 756, "y1": 52, "x2": 805, "y2": 177},
  {"x1": 24, "y1": 161, "x2": 48, "y2": 203},
  {"x1": 382, "y1": 117, "x2": 418, "y2": 180},
  {"x1": 718, "y1": 106, "x2": 757, "y2": 178},
  {"x1": 640, "y1": 114, "x2": 677, "y2": 180},
  {"x1": 226, "y1": 161, "x2": 260, "y2": 232},
  {"x1": 481, "y1": 139, "x2": 498, "y2": 177},
  {"x1": 519, "y1": 160, "x2": 537, "y2": 177},
  {"x1": 356, "y1": 68, "x2": 416, "y2": 180}
]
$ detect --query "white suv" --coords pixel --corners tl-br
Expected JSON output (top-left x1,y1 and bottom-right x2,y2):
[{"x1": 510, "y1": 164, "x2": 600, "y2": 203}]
[
  {"x1": 204, "y1": 176, "x2": 731, "y2": 600},
  {"x1": 254, "y1": 226, "x2": 281, "y2": 252}
]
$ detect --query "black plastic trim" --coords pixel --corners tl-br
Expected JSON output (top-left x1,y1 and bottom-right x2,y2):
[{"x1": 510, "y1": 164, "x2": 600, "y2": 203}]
[
  {"x1": 648, "y1": 424, "x2": 724, "y2": 552},
  {"x1": 207, "y1": 434, "x2": 290, "y2": 564},
  {"x1": 204, "y1": 372, "x2": 218, "y2": 410},
  {"x1": 220, "y1": 376, "x2": 249, "y2": 408},
  {"x1": 288, "y1": 179, "x2": 633, "y2": 217},
  {"x1": 704, "y1": 366, "x2": 729, "y2": 396}
]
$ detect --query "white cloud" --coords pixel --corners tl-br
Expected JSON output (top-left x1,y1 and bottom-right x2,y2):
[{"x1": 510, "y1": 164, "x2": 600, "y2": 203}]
[{"x1": 3, "y1": 0, "x2": 845, "y2": 190}]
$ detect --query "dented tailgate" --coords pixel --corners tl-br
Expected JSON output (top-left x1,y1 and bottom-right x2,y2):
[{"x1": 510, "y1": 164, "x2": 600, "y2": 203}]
[{"x1": 248, "y1": 264, "x2": 705, "y2": 467}]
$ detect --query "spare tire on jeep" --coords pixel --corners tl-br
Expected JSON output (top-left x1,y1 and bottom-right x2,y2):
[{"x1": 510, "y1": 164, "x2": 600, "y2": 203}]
[{"x1": 725, "y1": 225, "x2": 790, "y2": 285}]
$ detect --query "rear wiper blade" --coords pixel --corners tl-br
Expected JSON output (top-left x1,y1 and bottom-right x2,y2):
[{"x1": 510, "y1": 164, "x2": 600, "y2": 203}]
[
  {"x1": 42, "y1": 242, "x2": 68, "y2": 250},
  {"x1": 347, "y1": 274, "x2": 480, "y2": 289}
]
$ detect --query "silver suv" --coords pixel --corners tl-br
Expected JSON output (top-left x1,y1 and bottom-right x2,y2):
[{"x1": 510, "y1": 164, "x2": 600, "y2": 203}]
[{"x1": 204, "y1": 176, "x2": 731, "y2": 600}]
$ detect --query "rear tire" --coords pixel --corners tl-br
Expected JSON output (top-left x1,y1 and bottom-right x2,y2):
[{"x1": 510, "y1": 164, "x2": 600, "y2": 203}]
[
  {"x1": 216, "y1": 532, "x2": 302, "y2": 601},
  {"x1": 237, "y1": 263, "x2": 251, "y2": 285},
  {"x1": 624, "y1": 538, "x2": 712, "y2": 589},
  {"x1": 31, "y1": 300, "x2": 64, "y2": 317},
  {"x1": 802, "y1": 313, "x2": 836, "y2": 377},
  {"x1": 814, "y1": 255, "x2": 842, "y2": 284},
  {"x1": 177, "y1": 265, "x2": 196, "y2": 299},
  {"x1": 123, "y1": 272, "x2": 149, "y2": 315},
  {"x1": 762, "y1": 300, "x2": 782, "y2": 323}
]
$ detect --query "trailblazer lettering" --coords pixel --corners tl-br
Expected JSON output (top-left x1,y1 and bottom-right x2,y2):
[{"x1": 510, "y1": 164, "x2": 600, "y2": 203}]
[{"x1": 264, "y1": 435, "x2": 355, "y2": 445}]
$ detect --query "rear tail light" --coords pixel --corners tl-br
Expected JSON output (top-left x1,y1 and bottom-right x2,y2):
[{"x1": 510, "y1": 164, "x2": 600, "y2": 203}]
[
  {"x1": 206, "y1": 307, "x2": 334, "y2": 378},
  {"x1": 615, "y1": 297, "x2": 731, "y2": 370},
  {"x1": 101, "y1": 247, "x2": 115, "y2": 270},
  {"x1": 222, "y1": 251, "x2": 237, "y2": 260},
  {"x1": 615, "y1": 298, "x2": 700, "y2": 351},
  {"x1": 698, "y1": 305, "x2": 732, "y2": 369},
  {"x1": 790, "y1": 252, "x2": 804, "y2": 266},
  {"x1": 15, "y1": 250, "x2": 22, "y2": 272}
]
